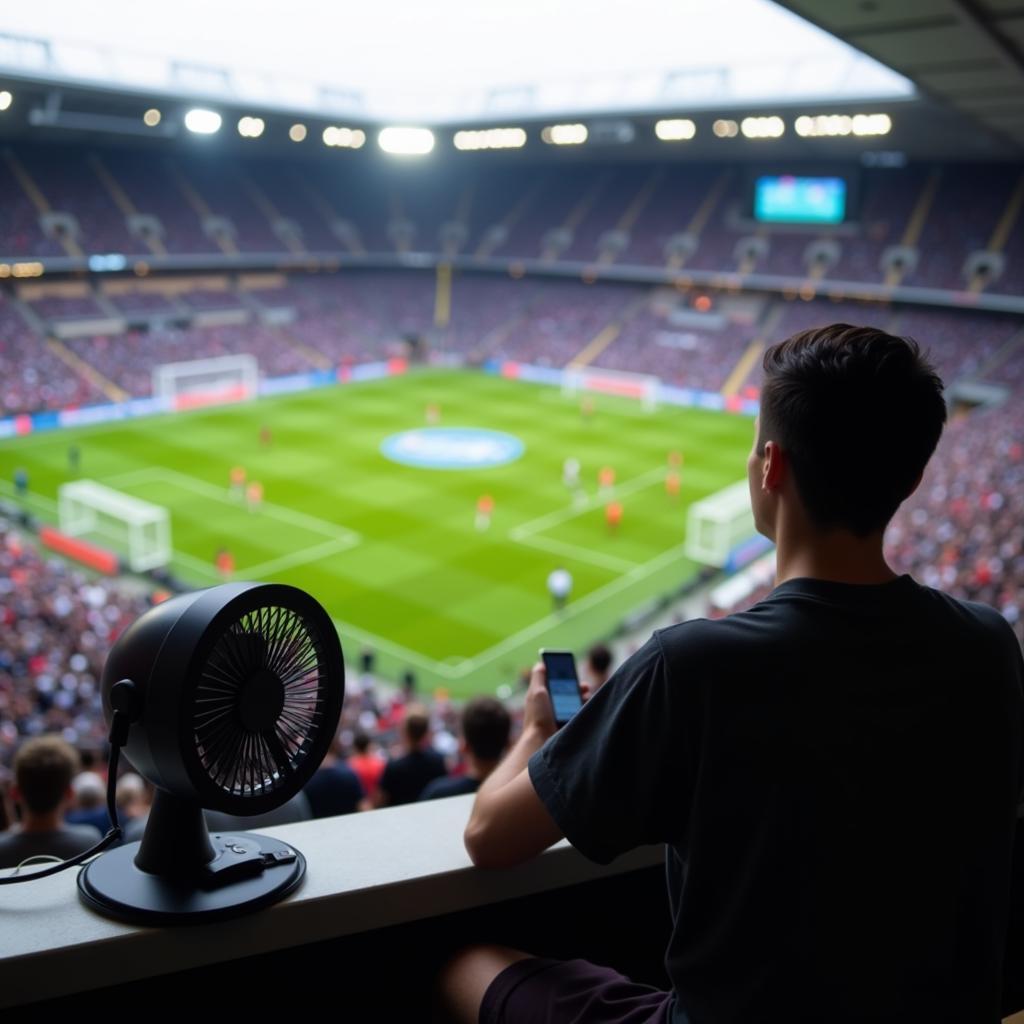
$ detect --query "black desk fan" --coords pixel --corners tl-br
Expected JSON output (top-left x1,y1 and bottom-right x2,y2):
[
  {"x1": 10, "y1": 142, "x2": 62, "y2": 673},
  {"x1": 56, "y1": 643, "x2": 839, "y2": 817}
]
[{"x1": 77, "y1": 582, "x2": 344, "y2": 925}]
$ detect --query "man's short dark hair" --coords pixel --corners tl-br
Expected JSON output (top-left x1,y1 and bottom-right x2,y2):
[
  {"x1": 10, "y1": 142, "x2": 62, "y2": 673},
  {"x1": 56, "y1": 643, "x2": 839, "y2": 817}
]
[
  {"x1": 587, "y1": 643, "x2": 612, "y2": 676},
  {"x1": 403, "y1": 705, "x2": 430, "y2": 745},
  {"x1": 462, "y1": 697, "x2": 511, "y2": 762},
  {"x1": 14, "y1": 735, "x2": 80, "y2": 815},
  {"x1": 758, "y1": 324, "x2": 946, "y2": 537}
]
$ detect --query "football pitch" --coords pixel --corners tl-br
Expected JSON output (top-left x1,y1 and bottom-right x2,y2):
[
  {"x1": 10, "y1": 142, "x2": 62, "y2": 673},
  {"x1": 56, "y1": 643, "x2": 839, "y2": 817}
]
[{"x1": 0, "y1": 370, "x2": 754, "y2": 697}]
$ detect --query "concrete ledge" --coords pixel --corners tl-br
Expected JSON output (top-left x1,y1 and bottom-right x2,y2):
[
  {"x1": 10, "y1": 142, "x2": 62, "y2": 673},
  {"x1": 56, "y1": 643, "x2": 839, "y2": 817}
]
[{"x1": 0, "y1": 795, "x2": 662, "y2": 1007}]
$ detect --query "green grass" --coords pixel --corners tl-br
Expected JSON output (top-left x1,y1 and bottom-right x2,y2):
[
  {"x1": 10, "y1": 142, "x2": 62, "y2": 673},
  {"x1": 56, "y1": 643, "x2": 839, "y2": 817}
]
[{"x1": 0, "y1": 370, "x2": 754, "y2": 697}]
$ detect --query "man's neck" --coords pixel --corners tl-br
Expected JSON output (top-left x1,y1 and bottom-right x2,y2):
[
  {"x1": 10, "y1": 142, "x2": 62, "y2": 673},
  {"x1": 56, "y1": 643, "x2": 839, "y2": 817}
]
[
  {"x1": 19, "y1": 810, "x2": 63, "y2": 833},
  {"x1": 464, "y1": 755, "x2": 500, "y2": 783},
  {"x1": 775, "y1": 519, "x2": 897, "y2": 587}
]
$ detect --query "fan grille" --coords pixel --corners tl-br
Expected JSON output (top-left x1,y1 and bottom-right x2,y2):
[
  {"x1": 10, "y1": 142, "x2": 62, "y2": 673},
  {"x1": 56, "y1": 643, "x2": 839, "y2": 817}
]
[{"x1": 193, "y1": 604, "x2": 327, "y2": 799}]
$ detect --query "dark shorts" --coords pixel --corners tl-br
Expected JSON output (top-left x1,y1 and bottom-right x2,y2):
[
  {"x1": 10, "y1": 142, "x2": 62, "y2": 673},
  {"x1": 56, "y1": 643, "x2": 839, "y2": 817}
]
[{"x1": 480, "y1": 956, "x2": 674, "y2": 1024}]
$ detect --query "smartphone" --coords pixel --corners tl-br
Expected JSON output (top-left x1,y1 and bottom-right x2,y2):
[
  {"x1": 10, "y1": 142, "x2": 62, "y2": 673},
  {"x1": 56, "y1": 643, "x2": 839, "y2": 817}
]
[{"x1": 540, "y1": 649, "x2": 584, "y2": 727}]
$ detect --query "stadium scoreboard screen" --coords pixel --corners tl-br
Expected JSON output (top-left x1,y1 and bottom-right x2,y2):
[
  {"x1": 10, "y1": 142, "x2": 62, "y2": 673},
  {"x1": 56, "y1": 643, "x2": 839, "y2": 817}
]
[{"x1": 753, "y1": 175, "x2": 848, "y2": 225}]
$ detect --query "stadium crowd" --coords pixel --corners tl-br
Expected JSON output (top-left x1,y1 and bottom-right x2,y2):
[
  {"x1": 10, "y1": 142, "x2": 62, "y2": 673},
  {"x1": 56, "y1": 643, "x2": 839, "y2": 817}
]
[
  {"x1": 2, "y1": 267, "x2": 1020, "y2": 416},
  {"x1": 4, "y1": 145, "x2": 1024, "y2": 294}
]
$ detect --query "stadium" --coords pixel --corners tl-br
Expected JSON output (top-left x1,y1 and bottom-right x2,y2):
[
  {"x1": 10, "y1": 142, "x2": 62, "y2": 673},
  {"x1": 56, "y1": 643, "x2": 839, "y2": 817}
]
[{"x1": 0, "y1": 0, "x2": 1023, "y2": 1016}]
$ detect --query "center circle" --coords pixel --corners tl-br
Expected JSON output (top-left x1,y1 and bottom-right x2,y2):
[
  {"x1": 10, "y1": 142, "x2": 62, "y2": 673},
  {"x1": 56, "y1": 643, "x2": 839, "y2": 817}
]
[{"x1": 380, "y1": 427, "x2": 525, "y2": 470}]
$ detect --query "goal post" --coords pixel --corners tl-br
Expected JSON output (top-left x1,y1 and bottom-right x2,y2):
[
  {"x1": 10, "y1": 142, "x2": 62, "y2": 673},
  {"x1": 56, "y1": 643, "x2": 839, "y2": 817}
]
[
  {"x1": 58, "y1": 480, "x2": 172, "y2": 572},
  {"x1": 684, "y1": 480, "x2": 756, "y2": 567},
  {"x1": 561, "y1": 366, "x2": 660, "y2": 411},
  {"x1": 153, "y1": 353, "x2": 258, "y2": 411}
]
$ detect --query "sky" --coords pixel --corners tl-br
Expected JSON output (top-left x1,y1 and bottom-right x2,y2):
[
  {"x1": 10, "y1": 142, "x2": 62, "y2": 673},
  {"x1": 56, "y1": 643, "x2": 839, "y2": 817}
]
[{"x1": 0, "y1": 1, "x2": 913, "y2": 121}]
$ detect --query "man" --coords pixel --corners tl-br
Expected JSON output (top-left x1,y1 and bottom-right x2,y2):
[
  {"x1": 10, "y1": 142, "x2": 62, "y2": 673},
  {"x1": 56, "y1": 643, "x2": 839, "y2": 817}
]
[
  {"x1": 443, "y1": 325, "x2": 1024, "y2": 1024},
  {"x1": 584, "y1": 642, "x2": 613, "y2": 692},
  {"x1": 375, "y1": 705, "x2": 446, "y2": 807},
  {"x1": 0, "y1": 736, "x2": 102, "y2": 869},
  {"x1": 420, "y1": 697, "x2": 512, "y2": 801},
  {"x1": 546, "y1": 566, "x2": 573, "y2": 612},
  {"x1": 348, "y1": 732, "x2": 386, "y2": 803},
  {"x1": 303, "y1": 733, "x2": 364, "y2": 818}
]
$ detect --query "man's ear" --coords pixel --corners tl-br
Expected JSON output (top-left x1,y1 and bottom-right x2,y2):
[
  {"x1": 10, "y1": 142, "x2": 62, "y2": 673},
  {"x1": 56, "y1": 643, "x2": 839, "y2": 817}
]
[{"x1": 762, "y1": 440, "x2": 786, "y2": 491}]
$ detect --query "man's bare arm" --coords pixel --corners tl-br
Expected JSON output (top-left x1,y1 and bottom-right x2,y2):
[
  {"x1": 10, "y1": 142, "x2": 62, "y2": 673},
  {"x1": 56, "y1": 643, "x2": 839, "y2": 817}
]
[{"x1": 463, "y1": 664, "x2": 568, "y2": 868}]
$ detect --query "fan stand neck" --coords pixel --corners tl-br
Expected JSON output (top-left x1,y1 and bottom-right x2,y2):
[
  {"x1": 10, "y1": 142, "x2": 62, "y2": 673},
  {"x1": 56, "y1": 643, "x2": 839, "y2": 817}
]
[{"x1": 135, "y1": 789, "x2": 215, "y2": 877}]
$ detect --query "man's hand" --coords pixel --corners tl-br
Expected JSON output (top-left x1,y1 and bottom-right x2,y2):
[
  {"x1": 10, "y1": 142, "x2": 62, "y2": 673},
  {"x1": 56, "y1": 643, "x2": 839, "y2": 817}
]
[
  {"x1": 523, "y1": 661, "x2": 592, "y2": 739},
  {"x1": 522, "y1": 661, "x2": 557, "y2": 740}
]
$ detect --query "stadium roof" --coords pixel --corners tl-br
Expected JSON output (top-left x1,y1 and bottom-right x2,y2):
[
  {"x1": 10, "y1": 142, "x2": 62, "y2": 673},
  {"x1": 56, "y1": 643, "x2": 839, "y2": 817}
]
[
  {"x1": 778, "y1": 0, "x2": 1024, "y2": 150},
  {"x1": 0, "y1": 0, "x2": 914, "y2": 123}
]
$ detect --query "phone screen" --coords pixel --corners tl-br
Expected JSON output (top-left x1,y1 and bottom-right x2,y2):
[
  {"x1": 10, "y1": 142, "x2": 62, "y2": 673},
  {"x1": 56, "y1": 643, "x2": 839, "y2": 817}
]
[{"x1": 542, "y1": 650, "x2": 583, "y2": 725}]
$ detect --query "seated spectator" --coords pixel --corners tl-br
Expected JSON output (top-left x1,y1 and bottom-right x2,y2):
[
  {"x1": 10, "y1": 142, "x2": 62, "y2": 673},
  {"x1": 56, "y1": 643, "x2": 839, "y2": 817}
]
[
  {"x1": 67, "y1": 770, "x2": 111, "y2": 834},
  {"x1": 115, "y1": 773, "x2": 151, "y2": 824},
  {"x1": 303, "y1": 735, "x2": 364, "y2": 819},
  {"x1": 584, "y1": 643, "x2": 614, "y2": 692},
  {"x1": 374, "y1": 705, "x2": 445, "y2": 807},
  {"x1": 420, "y1": 697, "x2": 511, "y2": 801},
  {"x1": 0, "y1": 736, "x2": 102, "y2": 869},
  {"x1": 348, "y1": 732, "x2": 386, "y2": 802}
]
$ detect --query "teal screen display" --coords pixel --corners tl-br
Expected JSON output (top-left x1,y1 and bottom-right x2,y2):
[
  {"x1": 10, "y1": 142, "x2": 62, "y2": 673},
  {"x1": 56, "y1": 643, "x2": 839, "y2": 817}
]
[{"x1": 754, "y1": 175, "x2": 847, "y2": 224}]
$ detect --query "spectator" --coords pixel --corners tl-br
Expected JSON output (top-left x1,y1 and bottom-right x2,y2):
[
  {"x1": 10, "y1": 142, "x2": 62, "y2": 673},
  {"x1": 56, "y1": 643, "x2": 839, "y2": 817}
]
[
  {"x1": 303, "y1": 735, "x2": 364, "y2": 819},
  {"x1": 447, "y1": 325, "x2": 1024, "y2": 1024},
  {"x1": 583, "y1": 643, "x2": 614, "y2": 692},
  {"x1": 115, "y1": 772, "x2": 151, "y2": 824},
  {"x1": 66, "y1": 770, "x2": 110, "y2": 834},
  {"x1": 0, "y1": 735, "x2": 101, "y2": 869},
  {"x1": 420, "y1": 697, "x2": 511, "y2": 801},
  {"x1": 374, "y1": 705, "x2": 445, "y2": 807},
  {"x1": 348, "y1": 732, "x2": 386, "y2": 802}
]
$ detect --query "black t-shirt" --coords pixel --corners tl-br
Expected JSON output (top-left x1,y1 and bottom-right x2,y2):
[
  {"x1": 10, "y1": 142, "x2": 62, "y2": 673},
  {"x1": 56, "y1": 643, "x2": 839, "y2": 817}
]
[
  {"x1": 419, "y1": 774, "x2": 479, "y2": 801},
  {"x1": 303, "y1": 762, "x2": 364, "y2": 819},
  {"x1": 530, "y1": 575, "x2": 1024, "y2": 1024},
  {"x1": 381, "y1": 748, "x2": 447, "y2": 806}
]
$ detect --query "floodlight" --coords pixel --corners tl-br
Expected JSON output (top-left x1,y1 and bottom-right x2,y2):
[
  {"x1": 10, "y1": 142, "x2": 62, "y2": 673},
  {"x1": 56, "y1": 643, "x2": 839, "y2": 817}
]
[
  {"x1": 289, "y1": 123, "x2": 307, "y2": 142},
  {"x1": 453, "y1": 128, "x2": 526, "y2": 151},
  {"x1": 741, "y1": 116, "x2": 784, "y2": 139},
  {"x1": 323, "y1": 126, "x2": 365, "y2": 149},
  {"x1": 712, "y1": 119, "x2": 738, "y2": 138},
  {"x1": 852, "y1": 113, "x2": 891, "y2": 136},
  {"x1": 238, "y1": 116, "x2": 265, "y2": 139},
  {"x1": 378, "y1": 126, "x2": 435, "y2": 155},
  {"x1": 143, "y1": 108, "x2": 161, "y2": 127},
  {"x1": 540, "y1": 123, "x2": 588, "y2": 146},
  {"x1": 184, "y1": 108, "x2": 222, "y2": 135},
  {"x1": 0, "y1": 90, "x2": 14, "y2": 112},
  {"x1": 655, "y1": 119, "x2": 696, "y2": 142}
]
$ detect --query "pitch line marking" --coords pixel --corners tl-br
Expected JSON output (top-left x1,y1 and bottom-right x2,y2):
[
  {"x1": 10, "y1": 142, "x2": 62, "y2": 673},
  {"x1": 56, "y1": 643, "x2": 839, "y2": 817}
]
[
  {"x1": 0, "y1": 479, "x2": 57, "y2": 514},
  {"x1": 0, "y1": 477, "x2": 689, "y2": 682},
  {"x1": 509, "y1": 465, "x2": 666, "y2": 540},
  {"x1": 511, "y1": 532, "x2": 639, "y2": 574},
  {"x1": 103, "y1": 466, "x2": 361, "y2": 544},
  {"x1": 446, "y1": 542, "x2": 689, "y2": 678},
  {"x1": 333, "y1": 541, "x2": 690, "y2": 681}
]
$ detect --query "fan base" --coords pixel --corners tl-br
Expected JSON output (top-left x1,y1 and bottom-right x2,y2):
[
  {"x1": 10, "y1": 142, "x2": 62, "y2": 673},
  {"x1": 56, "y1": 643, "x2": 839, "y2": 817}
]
[{"x1": 77, "y1": 833, "x2": 305, "y2": 925}]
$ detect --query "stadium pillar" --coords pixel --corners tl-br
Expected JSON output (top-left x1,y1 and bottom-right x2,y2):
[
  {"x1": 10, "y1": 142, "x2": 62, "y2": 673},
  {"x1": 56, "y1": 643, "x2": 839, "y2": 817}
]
[{"x1": 434, "y1": 262, "x2": 452, "y2": 328}]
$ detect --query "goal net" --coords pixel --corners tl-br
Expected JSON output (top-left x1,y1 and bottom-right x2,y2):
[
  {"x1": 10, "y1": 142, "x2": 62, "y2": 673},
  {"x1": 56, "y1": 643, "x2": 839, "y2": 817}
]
[
  {"x1": 561, "y1": 366, "x2": 660, "y2": 411},
  {"x1": 684, "y1": 480, "x2": 756, "y2": 568},
  {"x1": 153, "y1": 353, "x2": 258, "y2": 411},
  {"x1": 58, "y1": 480, "x2": 172, "y2": 572}
]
